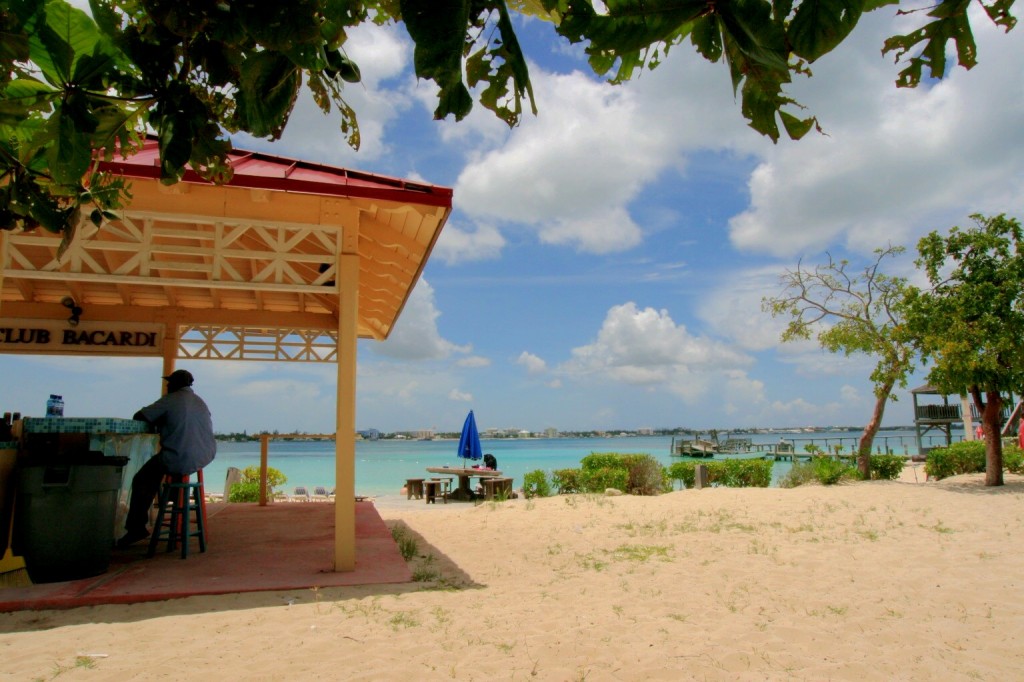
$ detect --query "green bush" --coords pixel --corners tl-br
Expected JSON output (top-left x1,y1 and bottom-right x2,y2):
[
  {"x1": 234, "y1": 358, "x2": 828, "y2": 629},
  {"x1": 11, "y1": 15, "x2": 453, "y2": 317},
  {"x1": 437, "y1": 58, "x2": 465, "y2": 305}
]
[
  {"x1": 716, "y1": 458, "x2": 773, "y2": 487},
  {"x1": 522, "y1": 469, "x2": 551, "y2": 498},
  {"x1": 667, "y1": 461, "x2": 695, "y2": 489},
  {"x1": 779, "y1": 462, "x2": 817, "y2": 488},
  {"x1": 666, "y1": 458, "x2": 773, "y2": 488},
  {"x1": 868, "y1": 454, "x2": 906, "y2": 481},
  {"x1": 925, "y1": 441, "x2": 987, "y2": 480},
  {"x1": 580, "y1": 466, "x2": 629, "y2": 492},
  {"x1": 811, "y1": 456, "x2": 857, "y2": 485},
  {"x1": 552, "y1": 468, "x2": 583, "y2": 494},
  {"x1": 228, "y1": 466, "x2": 287, "y2": 502},
  {"x1": 580, "y1": 452, "x2": 668, "y2": 495},
  {"x1": 228, "y1": 481, "x2": 261, "y2": 503},
  {"x1": 777, "y1": 457, "x2": 857, "y2": 487},
  {"x1": 580, "y1": 453, "x2": 627, "y2": 471},
  {"x1": 622, "y1": 454, "x2": 669, "y2": 494},
  {"x1": 926, "y1": 441, "x2": 1024, "y2": 479},
  {"x1": 1004, "y1": 445, "x2": 1024, "y2": 474}
]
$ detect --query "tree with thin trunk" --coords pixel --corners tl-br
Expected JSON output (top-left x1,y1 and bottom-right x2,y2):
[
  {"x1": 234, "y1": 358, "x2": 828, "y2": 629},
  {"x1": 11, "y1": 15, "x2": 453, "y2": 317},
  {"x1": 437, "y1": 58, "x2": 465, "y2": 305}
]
[
  {"x1": 763, "y1": 246, "x2": 915, "y2": 478},
  {"x1": 901, "y1": 214, "x2": 1024, "y2": 487}
]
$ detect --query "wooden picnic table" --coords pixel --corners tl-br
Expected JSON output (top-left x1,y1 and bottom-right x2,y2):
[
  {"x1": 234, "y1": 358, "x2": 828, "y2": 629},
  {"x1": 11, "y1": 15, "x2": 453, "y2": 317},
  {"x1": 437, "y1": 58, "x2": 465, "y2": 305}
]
[{"x1": 425, "y1": 466, "x2": 502, "y2": 501}]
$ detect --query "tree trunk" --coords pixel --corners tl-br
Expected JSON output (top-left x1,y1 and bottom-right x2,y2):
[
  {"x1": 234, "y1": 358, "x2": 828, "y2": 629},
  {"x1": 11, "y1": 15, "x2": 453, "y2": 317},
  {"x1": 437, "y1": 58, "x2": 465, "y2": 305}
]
[
  {"x1": 857, "y1": 381, "x2": 892, "y2": 479},
  {"x1": 984, "y1": 389, "x2": 1005, "y2": 486}
]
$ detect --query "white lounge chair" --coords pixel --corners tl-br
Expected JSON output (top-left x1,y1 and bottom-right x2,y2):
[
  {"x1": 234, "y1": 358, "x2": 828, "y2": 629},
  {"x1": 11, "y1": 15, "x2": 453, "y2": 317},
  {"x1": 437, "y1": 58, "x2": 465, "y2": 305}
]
[{"x1": 292, "y1": 486, "x2": 310, "y2": 501}]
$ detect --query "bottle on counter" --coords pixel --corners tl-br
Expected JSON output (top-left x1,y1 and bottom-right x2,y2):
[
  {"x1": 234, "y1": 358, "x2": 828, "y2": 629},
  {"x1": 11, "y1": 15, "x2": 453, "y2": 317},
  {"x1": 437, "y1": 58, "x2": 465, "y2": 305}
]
[{"x1": 45, "y1": 394, "x2": 64, "y2": 418}]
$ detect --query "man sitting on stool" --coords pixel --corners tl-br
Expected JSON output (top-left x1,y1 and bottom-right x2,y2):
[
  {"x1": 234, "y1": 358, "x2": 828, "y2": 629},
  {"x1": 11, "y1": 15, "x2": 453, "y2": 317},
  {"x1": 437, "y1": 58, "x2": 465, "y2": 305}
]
[{"x1": 116, "y1": 369, "x2": 217, "y2": 548}]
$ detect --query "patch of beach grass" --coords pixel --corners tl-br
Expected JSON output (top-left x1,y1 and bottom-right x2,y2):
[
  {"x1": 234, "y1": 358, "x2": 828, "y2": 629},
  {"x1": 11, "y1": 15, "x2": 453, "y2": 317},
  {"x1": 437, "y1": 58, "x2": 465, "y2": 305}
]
[
  {"x1": 617, "y1": 518, "x2": 669, "y2": 537},
  {"x1": 926, "y1": 521, "x2": 956, "y2": 534},
  {"x1": 672, "y1": 517, "x2": 699, "y2": 533},
  {"x1": 388, "y1": 610, "x2": 420, "y2": 630},
  {"x1": 339, "y1": 598, "x2": 385, "y2": 620},
  {"x1": 562, "y1": 493, "x2": 613, "y2": 509},
  {"x1": 46, "y1": 656, "x2": 97, "y2": 680},
  {"x1": 807, "y1": 604, "x2": 849, "y2": 617},
  {"x1": 390, "y1": 523, "x2": 419, "y2": 560},
  {"x1": 786, "y1": 521, "x2": 817, "y2": 534},
  {"x1": 748, "y1": 538, "x2": 776, "y2": 556},
  {"x1": 716, "y1": 587, "x2": 748, "y2": 614},
  {"x1": 576, "y1": 552, "x2": 608, "y2": 572},
  {"x1": 430, "y1": 606, "x2": 453, "y2": 630},
  {"x1": 611, "y1": 544, "x2": 672, "y2": 562},
  {"x1": 409, "y1": 554, "x2": 457, "y2": 587}
]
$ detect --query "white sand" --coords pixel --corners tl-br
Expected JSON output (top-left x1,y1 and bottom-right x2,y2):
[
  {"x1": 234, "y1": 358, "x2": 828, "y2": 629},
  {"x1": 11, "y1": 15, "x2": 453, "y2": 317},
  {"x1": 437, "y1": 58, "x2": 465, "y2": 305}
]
[{"x1": 2, "y1": 465, "x2": 1023, "y2": 681}]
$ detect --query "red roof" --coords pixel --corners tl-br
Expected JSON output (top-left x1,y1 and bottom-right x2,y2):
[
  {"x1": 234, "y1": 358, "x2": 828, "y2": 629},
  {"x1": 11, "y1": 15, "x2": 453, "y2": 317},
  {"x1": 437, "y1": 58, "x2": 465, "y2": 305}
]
[{"x1": 98, "y1": 138, "x2": 453, "y2": 209}]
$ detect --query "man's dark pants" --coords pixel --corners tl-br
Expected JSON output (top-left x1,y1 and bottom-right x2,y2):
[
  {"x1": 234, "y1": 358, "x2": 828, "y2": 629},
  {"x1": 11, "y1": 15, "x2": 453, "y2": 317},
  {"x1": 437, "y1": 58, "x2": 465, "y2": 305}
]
[{"x1": 125, "y1": 454, "x2": 169, "y2": 535}]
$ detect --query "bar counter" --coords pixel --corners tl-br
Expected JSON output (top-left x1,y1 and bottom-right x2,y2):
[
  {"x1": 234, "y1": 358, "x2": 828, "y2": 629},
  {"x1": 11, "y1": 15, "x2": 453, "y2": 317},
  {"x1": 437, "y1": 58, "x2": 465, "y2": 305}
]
[{"x1": 16, "y1": 417, "x2": 159, "y2": 535}]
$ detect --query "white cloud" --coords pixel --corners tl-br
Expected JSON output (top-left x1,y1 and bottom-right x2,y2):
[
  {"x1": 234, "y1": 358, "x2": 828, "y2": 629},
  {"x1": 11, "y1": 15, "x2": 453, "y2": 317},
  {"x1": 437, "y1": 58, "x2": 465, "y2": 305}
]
[
  {"x1": 433, "y1": 221, "x2": 506, "y2": 264},
  {"x1": 560, "y1": 302, "x2": 753, "y2": 402},
  {"x1": 456, "y1": 356, "x2": 491, "y2": 368},
  {"x1": 371, "y1": 279, "x2": 471, "y2": 360},
  {"x1": 453, "y1": 68, "x2": 688, "y2": 254},
  {"x1": 840, "y1": 385, "x2": 860, "y2": 404},
  {"x1": 517, "y1": 351, "x2": 547, "y2": 375},
  {"x1": 727, "y1": 11, "x2": 1024, "y2": 258},
  {"x1": 448, "y1": 389, "x2": 473, "y2": 402},
  {"x1": 698, "y1": 266, "x2": 797, "y2": 352}
]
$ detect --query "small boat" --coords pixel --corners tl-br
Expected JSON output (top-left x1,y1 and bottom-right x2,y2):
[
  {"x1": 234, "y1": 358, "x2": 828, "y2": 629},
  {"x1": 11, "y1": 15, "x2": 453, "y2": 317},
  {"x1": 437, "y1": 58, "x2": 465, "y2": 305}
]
[{"x1": 718, "y1": 438, "x2": 753, "y2": 454}]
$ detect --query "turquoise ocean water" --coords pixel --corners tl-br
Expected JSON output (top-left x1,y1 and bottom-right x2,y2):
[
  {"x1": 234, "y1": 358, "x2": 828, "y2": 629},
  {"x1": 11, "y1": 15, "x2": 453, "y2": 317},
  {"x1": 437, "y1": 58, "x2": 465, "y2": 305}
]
[{"x1": 202, "y1": 428, "x2": 963, "y2": 502}]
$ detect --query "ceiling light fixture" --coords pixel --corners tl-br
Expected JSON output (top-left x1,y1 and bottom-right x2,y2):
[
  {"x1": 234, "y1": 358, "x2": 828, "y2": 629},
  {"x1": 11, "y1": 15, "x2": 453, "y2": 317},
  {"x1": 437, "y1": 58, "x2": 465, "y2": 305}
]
[{"x1": 61, "y1": 296, "x2": 83, "y2": 327}]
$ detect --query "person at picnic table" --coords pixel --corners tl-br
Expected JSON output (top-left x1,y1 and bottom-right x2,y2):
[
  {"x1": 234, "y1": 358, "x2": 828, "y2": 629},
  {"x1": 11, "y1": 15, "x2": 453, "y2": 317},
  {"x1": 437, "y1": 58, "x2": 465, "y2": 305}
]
[{"x1": 116, "y1": 369, "x2": 217, "y2": 548}]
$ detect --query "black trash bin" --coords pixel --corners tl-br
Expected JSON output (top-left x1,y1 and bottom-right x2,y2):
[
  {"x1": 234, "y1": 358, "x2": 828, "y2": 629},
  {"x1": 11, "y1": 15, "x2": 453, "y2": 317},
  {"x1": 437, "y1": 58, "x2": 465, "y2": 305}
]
[{"x1": 13, "y1": 459, "x2": 127, "y2": 583}]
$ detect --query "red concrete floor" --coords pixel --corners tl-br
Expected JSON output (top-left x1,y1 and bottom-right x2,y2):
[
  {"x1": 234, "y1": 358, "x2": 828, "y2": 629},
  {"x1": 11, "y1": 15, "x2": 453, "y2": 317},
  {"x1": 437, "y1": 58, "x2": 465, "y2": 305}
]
[{"x1": 0, "y1": 501, "x2": 411, "y2": 611}]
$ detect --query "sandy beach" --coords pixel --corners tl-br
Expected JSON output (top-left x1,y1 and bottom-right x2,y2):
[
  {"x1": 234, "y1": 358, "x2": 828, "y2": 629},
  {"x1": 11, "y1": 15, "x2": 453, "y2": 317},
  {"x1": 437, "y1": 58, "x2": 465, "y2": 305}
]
[{"x1": 2, "y1": 464, "x2": 1023, "y2": 681}]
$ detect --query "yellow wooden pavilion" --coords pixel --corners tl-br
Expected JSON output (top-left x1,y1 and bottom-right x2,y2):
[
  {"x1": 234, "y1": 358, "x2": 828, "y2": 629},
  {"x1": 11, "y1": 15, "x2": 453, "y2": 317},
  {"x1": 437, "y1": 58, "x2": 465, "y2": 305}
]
[{"x1": 0, "y1": 139, "x2": 453, "y2": 570}]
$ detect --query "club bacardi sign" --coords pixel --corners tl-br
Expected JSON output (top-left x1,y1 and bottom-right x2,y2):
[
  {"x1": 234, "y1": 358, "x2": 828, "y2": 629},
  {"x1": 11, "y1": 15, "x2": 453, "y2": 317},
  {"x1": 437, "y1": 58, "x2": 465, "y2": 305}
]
[{"x1": 0, "y1": 319, "x2": 165, "y2": 356}]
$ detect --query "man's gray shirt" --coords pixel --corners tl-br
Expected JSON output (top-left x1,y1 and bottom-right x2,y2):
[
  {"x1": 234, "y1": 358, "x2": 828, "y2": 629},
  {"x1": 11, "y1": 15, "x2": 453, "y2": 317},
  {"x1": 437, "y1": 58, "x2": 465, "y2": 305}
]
[{"x1": 137, "y1": 387, "x2": 216, "y2": 474}]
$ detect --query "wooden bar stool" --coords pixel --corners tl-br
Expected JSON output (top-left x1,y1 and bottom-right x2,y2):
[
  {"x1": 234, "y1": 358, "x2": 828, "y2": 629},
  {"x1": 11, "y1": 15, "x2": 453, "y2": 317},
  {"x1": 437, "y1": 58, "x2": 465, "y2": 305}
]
[
  {"x1": 424, "y1": 478, "x2": 450, "y2": 504},
  {"x1": 405, "y1": 478, "x2": 425, "y2": 500},
  {"x1": 147, "y1": 470, "x2": 207, "y2": 559},
  {"x1": 482, "y1": 478, "x2": 499, "y2": 500}
]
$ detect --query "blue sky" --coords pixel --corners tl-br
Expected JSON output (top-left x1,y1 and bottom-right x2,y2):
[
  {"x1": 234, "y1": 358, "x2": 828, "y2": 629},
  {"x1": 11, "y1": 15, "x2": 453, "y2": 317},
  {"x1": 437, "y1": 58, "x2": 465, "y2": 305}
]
[{"x1": 3, "y1": 7, "x2": 1023, "y2": 435}]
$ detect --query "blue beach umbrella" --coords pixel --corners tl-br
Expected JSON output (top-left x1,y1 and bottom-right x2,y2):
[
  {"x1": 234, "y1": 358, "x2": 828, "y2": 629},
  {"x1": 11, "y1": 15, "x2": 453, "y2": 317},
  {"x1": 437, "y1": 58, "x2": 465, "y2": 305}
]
[{"x1": 457, "y1": 410, "x2": 483, "y2": 465}]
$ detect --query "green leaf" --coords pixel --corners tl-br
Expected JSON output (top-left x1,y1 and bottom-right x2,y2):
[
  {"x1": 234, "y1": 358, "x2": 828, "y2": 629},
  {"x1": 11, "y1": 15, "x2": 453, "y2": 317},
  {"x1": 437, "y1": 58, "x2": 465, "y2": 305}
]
[
  {"x1": 30, "y1": 0, "x2": 105, "y2": 86},
  {"x1": 46, "y1": 104, "x2": 94, "y2": 185},
  {"x1": 235, "y1": 51, "x2": 301, "y2": 139},
  {"x1": 981, "y1": 0, "x2": 1018, "y2": 31},
  {"x1": 0, "y1": 78, "x2": 57, "y2": 125},
  {"x1": 690, "y1": 16, "x2": 723, "y2": 62},
  {"x1": 883, "y1": 0, "x2": 978, "y2": 87},
  {"x1": 716, "y1": 0, "x2": 790, "y2": 74},
  {"x1": 400, "y1": 0, "x2": 474, "y2": 120},
  {"x1": 558, "y1": 0, "x2": 707, "y2": 53},
  {"x1": 789, "y1": 0, "x2": 865, "y2": 62},
  {"x1": 780, "y1": 110, "x2": 817, "y2": 139}
]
